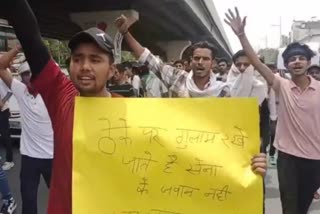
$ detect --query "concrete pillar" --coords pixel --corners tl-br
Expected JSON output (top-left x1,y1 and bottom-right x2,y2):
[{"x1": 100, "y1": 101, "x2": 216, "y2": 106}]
[{"x1": 157, "y1": 40, "x2": 191, "y2": 62}]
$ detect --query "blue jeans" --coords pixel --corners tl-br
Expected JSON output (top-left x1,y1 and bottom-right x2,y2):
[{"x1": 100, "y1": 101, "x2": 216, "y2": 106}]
[{"x1": 0, "y1": 167, "x2": 12, "y2": 200}]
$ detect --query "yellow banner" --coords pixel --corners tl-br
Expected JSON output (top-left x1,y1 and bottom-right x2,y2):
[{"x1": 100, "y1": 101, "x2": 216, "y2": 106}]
[{"x1": 73, "y1": 98, "x2": 262, "y2": 214}]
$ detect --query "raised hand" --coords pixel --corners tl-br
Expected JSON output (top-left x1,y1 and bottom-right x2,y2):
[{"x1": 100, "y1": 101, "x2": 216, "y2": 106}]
[
  {"x1": 0, "y1": 46, "x2": 21, "y2": 70},
  {"x1": 115, "y1": 15, "x2": 130, "y2": 35},
  {"x1": 251, "y1": 153, "x2": 267, "y2": 177},
  {"x1": 15, "y1": 45, "x2": 22, "y2": 52},
  {"x1": 224, "y1": 7, "x2": 247, "y2": 37}
]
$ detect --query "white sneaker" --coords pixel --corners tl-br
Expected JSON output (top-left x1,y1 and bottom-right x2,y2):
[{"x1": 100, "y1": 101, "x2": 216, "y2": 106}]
[
  {"x1": 2, "y1": 162, "x2": 14, "y2": 171},
  {"x1": 0, "y1": 197, "x2": 17, "y2": 214},
  {"x1": 269, "y1": 156, "x2": 276, "y2": 166}
]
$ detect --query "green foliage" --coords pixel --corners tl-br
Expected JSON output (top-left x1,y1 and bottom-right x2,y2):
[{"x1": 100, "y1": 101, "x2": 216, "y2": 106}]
[
  {"x1": 43, "y1": 39, "x2": 136, "y2": 66},
  {"x1": 43, "y1": 39, "x2": 70, "y2": 66},
  {"x1": 121, "y1": 51, "x2": 135, "y2": 63}
]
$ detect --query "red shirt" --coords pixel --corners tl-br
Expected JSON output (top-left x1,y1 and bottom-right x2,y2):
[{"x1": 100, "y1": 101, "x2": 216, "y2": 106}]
[{"x1": 32, "y1": 59, "x2": 121, "y2": 214}]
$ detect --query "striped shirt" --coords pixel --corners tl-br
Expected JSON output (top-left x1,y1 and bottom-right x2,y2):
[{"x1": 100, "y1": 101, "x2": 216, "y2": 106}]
[{"x1": 139, "y1": 49, "x2": 229, "y2": 97}]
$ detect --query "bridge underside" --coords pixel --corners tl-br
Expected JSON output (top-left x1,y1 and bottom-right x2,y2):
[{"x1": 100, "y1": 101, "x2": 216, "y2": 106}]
[{"x1": 1, "y1": 0, "x2": 231, "y2": 59}]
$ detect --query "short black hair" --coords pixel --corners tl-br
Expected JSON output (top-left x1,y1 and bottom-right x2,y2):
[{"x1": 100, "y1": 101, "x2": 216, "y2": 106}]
[
  {"x1": 308, "y1": 65, "x2": 320, "y2": 72},
  {"x1": 122, "y1": 61, "x2": 132, "y2": 69},
  {"x1": 232, "y1": 50, "x2": 247, "y2": 63},
  {"x1": 174, "y1": 60, "x2": 184, "y2": 65},
  {"x1": 65, "y1": 57, "x2": 71, "y2": 67},
  {"x1": 183, "y1": 58, "x2": 191, "y2": 64},
  {"x1": 218, "y1": 58, "x2": 228, "y2": 65},
  {"x1": 282, "y1": 42, "x2": 314, "y2": 64},
  {"x1": 116, "y1": 64, "x2": 125, "y2": 73},
  {"x1": 190, "y1": 41, "x2": 217, "y2": 59}
]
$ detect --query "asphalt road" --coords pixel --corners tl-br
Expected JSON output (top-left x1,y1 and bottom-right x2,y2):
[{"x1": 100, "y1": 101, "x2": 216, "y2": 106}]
[
  {"x1": 265, "y1": 163, "x2": 320, "y2": 214},
  {"x1": 1, "y1": 148, "x2": 319, "y2": 214}
]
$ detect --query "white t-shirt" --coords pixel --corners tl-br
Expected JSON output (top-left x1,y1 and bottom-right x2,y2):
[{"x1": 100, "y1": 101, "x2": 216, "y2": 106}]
[
  {"x1": 0, "y1": 79, "x2": 11, "y2": 111},
  {"x1": 132, "y1": 75, "x2": 141, "y2": 95},
  {"x1": 146, "y1": 73, "x2": 168, "y2": 97},
  {"x1": 11, "y1": 79, "x2": 53, "y2": 159}
]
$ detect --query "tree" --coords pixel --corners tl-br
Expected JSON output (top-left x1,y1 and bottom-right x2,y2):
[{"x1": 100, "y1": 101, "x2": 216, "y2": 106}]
[
  {"x1": 258, "y1": 48, "x2": 279, "y2": 64},
  {"x1": 43, "y1": 39, "x2": 70, "y2": 66},
  {"x1": 121, "y1": 51, "x2": 135, "y2": 62},
  {"x1": 43, "y1": 39, "x2": 136, "y2": 66}
]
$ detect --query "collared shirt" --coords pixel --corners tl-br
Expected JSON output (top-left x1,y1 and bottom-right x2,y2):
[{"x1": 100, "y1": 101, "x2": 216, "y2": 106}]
[
  {"x1": 268, "y1": 71, "x2": 291, "y2": 121},
  {"x1": 272, "y1": 74, "x2": 320, "y2": 159},
  {"x1": 139, "y1": 49, "x2": 228, "y2": 97},
  {"x1": 145, "y1": 73, "x2": 168, "y2": 97}
]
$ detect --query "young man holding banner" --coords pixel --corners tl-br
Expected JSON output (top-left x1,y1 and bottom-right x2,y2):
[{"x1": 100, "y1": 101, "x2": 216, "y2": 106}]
[
  {"x1": 225, "y1": 7, "x2": 320, "y2": 214},
  {"x1": 2, "y1": 0, "x2": 266, "y2": 213}
]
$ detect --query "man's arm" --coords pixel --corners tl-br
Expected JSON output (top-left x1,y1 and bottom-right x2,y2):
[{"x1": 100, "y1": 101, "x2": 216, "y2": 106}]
[
  {"x1": 115, "y1": 15, "x2": 185, "y2": 88},
  {"x1": 0, "y1": 69, "x2": 14, "y2": 91},
  {"x1": 0, "y1": 47, "x2": 33, "y2": 103},
  {"x1": 3, "y1": 0, "x2": 50, "y2": 78},
  {"x1": 123, "y1": 32, "x2": 145, "y2": 60},
  {"x1": 2, "y1": 92, "x2": 12, "y2": 103},
  {"x1": 0, "y1": 79, "x2": 12, "y2": 110},
  {"x1": 0, "y1": 47, "x2": 21, "y2": 89},
  {"x1": 268, "y1": 88, "x2": 277, "y2": 121},
  {"x1": 224, "y1": 8, "x2": 275, "y2": 85}
]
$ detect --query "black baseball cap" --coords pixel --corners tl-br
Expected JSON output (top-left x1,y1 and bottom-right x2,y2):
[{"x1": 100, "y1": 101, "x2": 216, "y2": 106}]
[{"x1": 68, "y1": 27, "x2": 114, "y2": 55}]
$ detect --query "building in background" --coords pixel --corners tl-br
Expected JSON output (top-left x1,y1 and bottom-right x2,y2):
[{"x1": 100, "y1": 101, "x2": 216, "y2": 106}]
[
  {"x1": 291, "y1": 19, "x2": 320, "y2": 45},
  {"x1": 277, "y1": 19, "x2": 320, "y2": 70}
]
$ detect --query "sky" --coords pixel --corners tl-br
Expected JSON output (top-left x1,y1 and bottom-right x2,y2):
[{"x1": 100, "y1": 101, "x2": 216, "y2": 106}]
[{"x1": 214, "y1": 0, "x2": 320, "y2": 52}]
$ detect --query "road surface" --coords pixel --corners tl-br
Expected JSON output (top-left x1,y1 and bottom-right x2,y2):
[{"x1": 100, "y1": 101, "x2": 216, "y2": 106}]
[{"x1": 1, "y1": 148, "x2": 319, "y2": 213}]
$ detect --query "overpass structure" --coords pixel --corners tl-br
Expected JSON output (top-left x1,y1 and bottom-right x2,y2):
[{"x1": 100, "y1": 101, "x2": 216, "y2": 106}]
[{"x1": 1, "y1": 0, "x2": 232, "y2": 60}]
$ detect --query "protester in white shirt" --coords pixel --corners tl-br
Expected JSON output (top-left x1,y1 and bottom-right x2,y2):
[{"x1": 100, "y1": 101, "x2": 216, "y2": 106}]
[
  {"x1": 145, "y1": 72, "x2": 168, "y2": 97},
  {"x1": 131, "y1": 63, "x2": 142, "y2": 96},
  {"x1": 217, "y1": 58, "x2": 229, "y2": 82},
  {"x1": 132, "y1": 74, "x2": 141, "y2": 96},
  {"x1": 226, "y1": 50, "x2": 270, "y2": 158},
  {"x1": 0, "y1": 79, "x2": 14, "y2": 171},
  {"x1": 0, "y1": 48, "x2": 53, "y2": 214}
]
